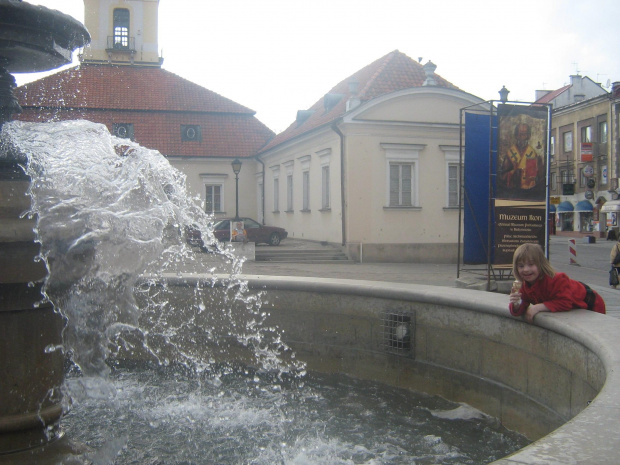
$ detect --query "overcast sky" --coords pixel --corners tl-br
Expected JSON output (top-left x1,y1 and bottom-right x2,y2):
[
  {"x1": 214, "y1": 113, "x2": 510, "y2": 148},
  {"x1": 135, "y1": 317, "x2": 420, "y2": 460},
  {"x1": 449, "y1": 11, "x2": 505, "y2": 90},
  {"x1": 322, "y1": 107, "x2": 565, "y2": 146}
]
[{"x1": 15, "y1": 0, "x2": 620, "y2": 134}]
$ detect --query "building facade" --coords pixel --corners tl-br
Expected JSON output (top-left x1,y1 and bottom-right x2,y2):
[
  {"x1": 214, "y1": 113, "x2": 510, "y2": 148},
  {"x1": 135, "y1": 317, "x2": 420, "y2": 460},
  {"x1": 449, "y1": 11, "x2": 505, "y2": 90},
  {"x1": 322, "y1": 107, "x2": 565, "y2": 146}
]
[
  {"x1": 257, "y1": 52, "x2": 485, "y2": 262},
  {"x1": 535, "y1": 75, "x2": 608, "y2": 109},
  {"x1": 15, "y1": 0, "x2": 274, "y2": 223},
  {"x1": 544, "y1": 81, "x2": 620, "y2": 237}
]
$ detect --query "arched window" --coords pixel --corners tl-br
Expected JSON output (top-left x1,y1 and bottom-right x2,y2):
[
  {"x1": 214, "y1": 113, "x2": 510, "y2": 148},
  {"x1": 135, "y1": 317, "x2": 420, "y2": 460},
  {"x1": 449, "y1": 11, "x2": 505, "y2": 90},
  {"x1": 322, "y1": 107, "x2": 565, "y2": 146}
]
[{"x1": 113, "y1": 9, "x2": 130, "y2": 49}]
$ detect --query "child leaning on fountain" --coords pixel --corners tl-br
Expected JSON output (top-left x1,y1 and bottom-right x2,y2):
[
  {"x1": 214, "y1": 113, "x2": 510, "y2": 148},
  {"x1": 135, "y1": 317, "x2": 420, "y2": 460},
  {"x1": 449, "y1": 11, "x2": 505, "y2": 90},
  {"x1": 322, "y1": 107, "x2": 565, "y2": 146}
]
[{"x1": 508, "y1": 243, "x2": 606, "y2": 323}]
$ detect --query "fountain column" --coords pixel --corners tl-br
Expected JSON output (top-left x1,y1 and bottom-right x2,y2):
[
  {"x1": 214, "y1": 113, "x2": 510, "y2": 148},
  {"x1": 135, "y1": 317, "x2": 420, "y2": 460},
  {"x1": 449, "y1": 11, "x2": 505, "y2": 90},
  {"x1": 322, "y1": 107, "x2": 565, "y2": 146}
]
[{"x1": 0, "y1": 0, "x2": 89, "y2": 453}]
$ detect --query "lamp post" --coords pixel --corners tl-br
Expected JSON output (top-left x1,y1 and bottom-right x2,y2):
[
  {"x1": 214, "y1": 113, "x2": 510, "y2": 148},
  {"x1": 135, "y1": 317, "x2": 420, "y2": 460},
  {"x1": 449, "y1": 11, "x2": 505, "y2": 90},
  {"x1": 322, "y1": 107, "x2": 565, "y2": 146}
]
[
  {"x1": 498, "y1": 85, "x2": 510, "y2": 103},
  {"x1": 231, "y1": 158, "x2": 242, "y2": 220}
]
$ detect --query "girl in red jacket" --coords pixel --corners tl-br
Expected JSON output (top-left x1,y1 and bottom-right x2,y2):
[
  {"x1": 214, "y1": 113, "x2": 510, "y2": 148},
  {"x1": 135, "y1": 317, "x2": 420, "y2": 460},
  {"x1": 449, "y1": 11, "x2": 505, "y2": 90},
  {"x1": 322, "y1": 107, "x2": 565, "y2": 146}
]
[{"x1": 509, "y1": 243, "x2": 606, "y2": 323}]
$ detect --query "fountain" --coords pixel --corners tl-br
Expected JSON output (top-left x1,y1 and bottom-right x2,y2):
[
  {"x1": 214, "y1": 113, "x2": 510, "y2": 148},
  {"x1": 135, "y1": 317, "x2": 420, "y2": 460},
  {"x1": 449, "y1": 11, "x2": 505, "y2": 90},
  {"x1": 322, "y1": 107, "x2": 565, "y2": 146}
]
[
  {"x1": 1, "y1": 2, "x2": 620, "y2": 464},
  {"x1": 1, "y1": 120, "x2": 532, "y2": 464},
  {"x1": 0, "y1": 0, "x2": 90, "y2": 453},
  {"x1": 1, "y1": 122, "x2": 619, "y2": 465}
]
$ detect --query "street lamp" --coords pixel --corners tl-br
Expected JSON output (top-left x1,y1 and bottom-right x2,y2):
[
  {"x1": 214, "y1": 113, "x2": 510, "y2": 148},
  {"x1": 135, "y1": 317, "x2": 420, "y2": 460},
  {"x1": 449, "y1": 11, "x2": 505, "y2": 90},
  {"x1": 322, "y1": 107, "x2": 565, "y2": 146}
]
[
  {"x1": 498, "y1": 85, "x2": 510, "y2": 103},
  {"x1": 231, "y1": 158, "x2": 242, "y2": 220}
]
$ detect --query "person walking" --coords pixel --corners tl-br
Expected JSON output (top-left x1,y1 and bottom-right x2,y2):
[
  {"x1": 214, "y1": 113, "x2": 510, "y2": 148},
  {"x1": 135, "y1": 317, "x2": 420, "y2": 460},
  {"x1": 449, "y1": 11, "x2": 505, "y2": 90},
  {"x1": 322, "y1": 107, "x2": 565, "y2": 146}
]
[{"x1": 610, "y1": 239, "x2": 620, "y2": 289}]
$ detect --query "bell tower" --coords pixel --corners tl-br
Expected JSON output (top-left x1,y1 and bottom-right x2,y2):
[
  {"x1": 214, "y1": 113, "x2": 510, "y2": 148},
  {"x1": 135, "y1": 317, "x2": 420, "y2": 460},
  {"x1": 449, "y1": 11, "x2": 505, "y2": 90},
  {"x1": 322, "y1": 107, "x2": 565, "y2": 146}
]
[{"x1": 81, "y1": 0, "x2": 162, "y2": 66}]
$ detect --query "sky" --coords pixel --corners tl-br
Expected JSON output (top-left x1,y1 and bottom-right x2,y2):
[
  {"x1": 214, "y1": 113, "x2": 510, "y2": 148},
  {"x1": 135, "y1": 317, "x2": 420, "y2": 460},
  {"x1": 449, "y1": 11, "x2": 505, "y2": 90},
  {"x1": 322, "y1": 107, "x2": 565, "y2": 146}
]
[{"x1": 14, "y1": 0, "x2": 620, "y2": 134}]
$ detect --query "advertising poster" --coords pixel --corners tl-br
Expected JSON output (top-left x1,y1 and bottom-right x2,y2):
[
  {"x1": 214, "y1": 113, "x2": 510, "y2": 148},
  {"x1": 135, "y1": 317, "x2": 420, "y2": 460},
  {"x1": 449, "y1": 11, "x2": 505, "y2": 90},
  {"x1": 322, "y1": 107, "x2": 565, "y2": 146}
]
[
  {"x1": 495, "y1": 104, "x2": 548, "y2": 265},
  {"x1": 230, "y1": 220, "x2": 247, "y2": 242},
  {"x1": 494, "y1": 204, "x2": 546, "y2": 265}
]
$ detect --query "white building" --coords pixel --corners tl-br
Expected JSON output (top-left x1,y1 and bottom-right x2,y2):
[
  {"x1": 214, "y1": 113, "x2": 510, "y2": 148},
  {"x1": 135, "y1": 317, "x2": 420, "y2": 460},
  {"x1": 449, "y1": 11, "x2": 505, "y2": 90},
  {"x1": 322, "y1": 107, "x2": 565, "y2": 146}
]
[{"x1": 257, "y1": 52, "x2": 485, "y2": 262}]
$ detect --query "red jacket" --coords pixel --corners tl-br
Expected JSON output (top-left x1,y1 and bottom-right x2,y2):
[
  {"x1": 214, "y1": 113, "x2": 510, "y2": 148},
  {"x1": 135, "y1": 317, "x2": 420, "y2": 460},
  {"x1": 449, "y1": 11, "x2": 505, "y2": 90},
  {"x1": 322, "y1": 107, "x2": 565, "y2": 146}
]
[{"x1": 510, "y1": 272, "x2": 606, "y2": 316}]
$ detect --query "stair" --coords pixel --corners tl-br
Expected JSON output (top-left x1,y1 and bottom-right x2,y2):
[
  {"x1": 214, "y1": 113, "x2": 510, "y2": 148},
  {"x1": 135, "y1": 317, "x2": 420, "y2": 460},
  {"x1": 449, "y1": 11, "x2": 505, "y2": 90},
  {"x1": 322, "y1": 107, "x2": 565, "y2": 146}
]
[{"x1": 255, "y1": 243, "x2": 352, "y2": 263}]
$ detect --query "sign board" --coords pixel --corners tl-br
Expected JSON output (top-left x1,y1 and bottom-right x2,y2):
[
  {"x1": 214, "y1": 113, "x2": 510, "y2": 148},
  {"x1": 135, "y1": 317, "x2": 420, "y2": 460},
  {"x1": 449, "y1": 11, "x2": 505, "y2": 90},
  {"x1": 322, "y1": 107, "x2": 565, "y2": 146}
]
[
  {"x1": 550, "y1": 196, "x2": 561, "y2": 205},
  {"x1": 563, "y1": 183, "x2": 575, "y2": 195},
  {"x1": 494, "y1": 104, "x2": 548, "y2": 265},
  {"x1": 585, "y1": 190, "x2": 594, "y2": 200},
  {"x1": 581, "y1": 143, "x2": 593, "y2": 162},
  {"x1": 583, "y1": 165, "x2": 594, "y2": 177}
]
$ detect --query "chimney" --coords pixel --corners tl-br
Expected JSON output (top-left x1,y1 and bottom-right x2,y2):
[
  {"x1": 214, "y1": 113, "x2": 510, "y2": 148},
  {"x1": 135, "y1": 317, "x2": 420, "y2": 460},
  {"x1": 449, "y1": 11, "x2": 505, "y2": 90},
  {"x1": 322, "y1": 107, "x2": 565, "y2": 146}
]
[
  {"x1": 570, "y1": 74, "x2": 583, "y2": 88},
  {"x1": 422, "y1": 61, "x2": 437, "y2": 86},
  {"x1": 346, "y1": 80, "x2": 361, "y2": 111},
  {"x1": 569, "y1": 75, "x2": 585, "y2": 104}
]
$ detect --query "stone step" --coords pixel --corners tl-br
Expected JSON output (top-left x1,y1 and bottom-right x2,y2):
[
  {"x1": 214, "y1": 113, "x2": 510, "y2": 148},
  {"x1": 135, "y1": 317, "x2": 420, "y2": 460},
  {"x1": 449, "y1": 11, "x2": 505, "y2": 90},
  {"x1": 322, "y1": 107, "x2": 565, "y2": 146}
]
[{"x1": 255, "y1": 247, "x2": 351, "y2": 263}]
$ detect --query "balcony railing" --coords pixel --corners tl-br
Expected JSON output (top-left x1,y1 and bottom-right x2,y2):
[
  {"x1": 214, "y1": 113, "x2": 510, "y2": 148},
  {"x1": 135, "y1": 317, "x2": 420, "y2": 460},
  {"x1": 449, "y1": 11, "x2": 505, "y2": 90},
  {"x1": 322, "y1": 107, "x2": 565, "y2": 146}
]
[{"x1": 106, "y1": 36, "x2": 136, "y2": 52}]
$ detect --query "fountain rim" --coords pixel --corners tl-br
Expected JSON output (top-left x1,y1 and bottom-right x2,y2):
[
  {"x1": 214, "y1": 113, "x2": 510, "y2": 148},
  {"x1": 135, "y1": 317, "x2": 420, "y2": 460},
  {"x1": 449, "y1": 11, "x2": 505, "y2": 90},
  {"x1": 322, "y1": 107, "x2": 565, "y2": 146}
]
[{"x1": 155, "y1": 272, "x2": 620, "y2": 465}]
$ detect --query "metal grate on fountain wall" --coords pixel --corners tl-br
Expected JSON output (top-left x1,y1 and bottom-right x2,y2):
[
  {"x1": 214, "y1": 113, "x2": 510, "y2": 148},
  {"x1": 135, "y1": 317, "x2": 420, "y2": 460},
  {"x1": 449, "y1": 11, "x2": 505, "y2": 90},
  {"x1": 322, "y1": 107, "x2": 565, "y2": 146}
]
[{"x1": 382, "y1": 312, "x2": 413, "y2": 356}]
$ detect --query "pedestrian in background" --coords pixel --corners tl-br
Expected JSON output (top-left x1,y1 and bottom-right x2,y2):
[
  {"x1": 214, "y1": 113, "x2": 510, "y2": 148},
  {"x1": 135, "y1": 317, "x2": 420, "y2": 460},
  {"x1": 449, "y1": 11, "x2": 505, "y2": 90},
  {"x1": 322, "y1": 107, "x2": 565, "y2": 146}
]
[{"x1": 610, "y1": 238, "x2": 620, "y2": 289}]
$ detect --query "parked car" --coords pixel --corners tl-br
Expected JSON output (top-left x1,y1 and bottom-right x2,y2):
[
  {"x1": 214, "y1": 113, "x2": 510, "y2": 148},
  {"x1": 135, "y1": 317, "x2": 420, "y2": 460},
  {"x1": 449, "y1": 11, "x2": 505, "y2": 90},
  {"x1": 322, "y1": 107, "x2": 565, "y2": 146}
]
[
  {"x1": 183, "y1": 224, "x2": 217, "y2": 253},
  {"x1": 213, "y1": 217, "x2": 287, "y2": 246},
  {"x1": 184, "y1": 224, "x2": 204, "y2": 247}
]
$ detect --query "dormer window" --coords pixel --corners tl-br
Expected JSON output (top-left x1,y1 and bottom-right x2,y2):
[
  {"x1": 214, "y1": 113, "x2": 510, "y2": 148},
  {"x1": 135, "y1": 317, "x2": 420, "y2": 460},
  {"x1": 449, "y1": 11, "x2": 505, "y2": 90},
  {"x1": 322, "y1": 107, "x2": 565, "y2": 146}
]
[
  {"x1": 182, "y1": 125, "x2": 202, "y2": 142},
  {"x1": 113, "y1": 123, "x2": 134, "y2": 140},
  {"x1": 113, "y1": 9, "x2": 130, "y2": 49}
]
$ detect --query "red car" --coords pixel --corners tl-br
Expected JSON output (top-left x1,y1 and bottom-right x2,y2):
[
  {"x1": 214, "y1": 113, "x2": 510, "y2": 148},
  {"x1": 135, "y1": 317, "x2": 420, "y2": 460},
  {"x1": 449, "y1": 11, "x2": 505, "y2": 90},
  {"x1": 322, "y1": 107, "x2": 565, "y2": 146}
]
[{"x1": 213, "y1": 217, "x2": 287, "y2": 246}]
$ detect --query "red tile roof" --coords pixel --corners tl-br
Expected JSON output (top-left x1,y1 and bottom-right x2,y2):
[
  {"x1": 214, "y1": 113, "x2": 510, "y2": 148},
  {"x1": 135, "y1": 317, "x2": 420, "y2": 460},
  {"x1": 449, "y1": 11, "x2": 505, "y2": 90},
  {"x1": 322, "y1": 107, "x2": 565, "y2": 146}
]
[
  {"x1": 15, "y1": 64, "x2": 275, "y2": 158},
  {"x1": 260, "y1": 50, "x2": 460, "y2": 152},
  {"x1": 534, "y1": 85, "x2": 570, "y2": 104}
]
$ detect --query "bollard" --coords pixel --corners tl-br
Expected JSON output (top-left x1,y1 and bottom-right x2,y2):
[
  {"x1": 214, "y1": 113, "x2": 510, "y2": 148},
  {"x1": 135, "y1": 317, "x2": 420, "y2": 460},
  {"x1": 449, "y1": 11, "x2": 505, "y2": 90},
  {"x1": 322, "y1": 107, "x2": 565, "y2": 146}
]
[{"x1": 568, "y1": 238, "x2": 579, "y2": 265}]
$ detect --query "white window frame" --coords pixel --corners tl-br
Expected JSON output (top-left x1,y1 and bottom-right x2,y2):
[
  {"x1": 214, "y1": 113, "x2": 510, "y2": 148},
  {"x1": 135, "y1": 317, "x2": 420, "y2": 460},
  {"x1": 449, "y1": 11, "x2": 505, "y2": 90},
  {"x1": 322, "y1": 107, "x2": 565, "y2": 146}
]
[
  {"x1": 563, "y1": 131, "x2": 573, "y2": 152},
  {"x1": 599, "y1": 121, "x2": 608, "y2": 144},
  {"x1": 579, "y1": 167, "x2": 586, "y2": 187},
  {"x1": 298, "y1": 155, "x2": 311, "y2": 211},
  {"x1": 581, "y1": 125, "x2": 592, "y2": 143},
  {"x1": 283, "y1": 160, "x2": 294, "y2": 212},
  {"x1": 318, "y1": 149, "x2": 331, "y2": 210},
  {"x1": 382, "y1": 144, "x2": 424, "y2": 208},
  {"x1": 271, "y1": 166, "x2": 280, "y2": 212},
  {"x1": 321, "y1": 165, "x2": 330, "y2": 209},
  {"x1": 200, "y1": 174, "x2": 227, "y2": 215},
  {"x1": 441, "y1": 146, "x2": 461, "y2": 208},
  {"x1": 302, "y1": 171, "x2": 310, "y2": 210},
  {"x1": 205, "y1": 185, "x2": 221, "y2": 214},
  {"x1": 286, "y1": 175, "x2": 293, "y2": 211}
]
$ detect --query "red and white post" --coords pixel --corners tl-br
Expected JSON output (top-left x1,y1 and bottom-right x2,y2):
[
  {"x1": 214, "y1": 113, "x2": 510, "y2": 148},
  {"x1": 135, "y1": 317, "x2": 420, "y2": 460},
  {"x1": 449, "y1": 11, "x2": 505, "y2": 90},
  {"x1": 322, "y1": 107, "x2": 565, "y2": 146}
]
[{"x1": 568, "y1": 238, "x2": 579, "y2": 265}]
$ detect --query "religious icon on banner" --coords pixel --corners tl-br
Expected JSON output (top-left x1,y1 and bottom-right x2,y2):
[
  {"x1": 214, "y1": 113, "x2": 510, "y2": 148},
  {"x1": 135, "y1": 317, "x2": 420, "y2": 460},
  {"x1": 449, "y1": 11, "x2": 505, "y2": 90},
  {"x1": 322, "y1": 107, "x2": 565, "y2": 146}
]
[{"x1": 497, "y1": 105, "x2": 548, "y2": 202}]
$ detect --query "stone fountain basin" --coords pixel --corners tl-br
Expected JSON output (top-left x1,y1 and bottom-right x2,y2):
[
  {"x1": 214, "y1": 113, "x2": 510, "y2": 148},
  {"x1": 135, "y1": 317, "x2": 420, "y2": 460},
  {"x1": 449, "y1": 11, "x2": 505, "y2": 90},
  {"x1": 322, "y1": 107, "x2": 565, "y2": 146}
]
[{"x1": 131, "y1": 274, "x2": 620, "y2": 465}]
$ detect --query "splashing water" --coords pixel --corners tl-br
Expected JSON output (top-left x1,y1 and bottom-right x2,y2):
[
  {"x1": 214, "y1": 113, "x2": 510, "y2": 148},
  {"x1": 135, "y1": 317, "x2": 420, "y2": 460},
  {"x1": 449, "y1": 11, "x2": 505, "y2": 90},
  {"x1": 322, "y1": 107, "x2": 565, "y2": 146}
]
[
  {"x1": 0, "y1": 120, "x2": 529, "y2": 463},
  {"x1": 1, "y1": 120, "x2": 300, "y2": 379}
]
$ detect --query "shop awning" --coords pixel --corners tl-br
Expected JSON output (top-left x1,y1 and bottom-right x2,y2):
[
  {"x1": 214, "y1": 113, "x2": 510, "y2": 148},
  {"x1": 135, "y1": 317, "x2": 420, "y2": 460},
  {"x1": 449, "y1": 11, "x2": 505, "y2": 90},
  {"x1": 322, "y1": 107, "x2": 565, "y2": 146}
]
[
  {"x1": 601, "y1": 200, "x2": 620, "y2": 213},
  {"x1": 556, "y1": 201, "x2": 574, "y2": 212},
  {"x1": 549, "y1": 204, "x2": 556, "y2": 213},
  {"x1": 574, "y1": 200, "x2": 593, "y2": 212}
]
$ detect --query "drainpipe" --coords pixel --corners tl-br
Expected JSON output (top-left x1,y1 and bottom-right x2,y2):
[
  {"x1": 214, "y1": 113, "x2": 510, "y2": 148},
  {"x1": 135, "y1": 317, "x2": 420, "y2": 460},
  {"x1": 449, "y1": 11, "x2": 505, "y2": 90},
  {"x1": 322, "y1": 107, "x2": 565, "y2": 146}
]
[
  {"x1": 612, "y1": 88, "x2": 619, "y2": 193},
  {"x1": 331, "y1": 121, "x2": 346, "y2": 247},
  {"x1": 256, "y1": 155, "x2": 266, "y2": 224}
]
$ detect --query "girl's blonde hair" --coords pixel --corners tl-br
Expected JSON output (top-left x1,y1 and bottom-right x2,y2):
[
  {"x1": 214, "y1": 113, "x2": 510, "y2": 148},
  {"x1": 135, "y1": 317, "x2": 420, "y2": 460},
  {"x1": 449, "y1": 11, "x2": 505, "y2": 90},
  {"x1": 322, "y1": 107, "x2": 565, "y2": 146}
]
[{"x1": 512, "y1": 243, "x2": 555, "y2": 281}]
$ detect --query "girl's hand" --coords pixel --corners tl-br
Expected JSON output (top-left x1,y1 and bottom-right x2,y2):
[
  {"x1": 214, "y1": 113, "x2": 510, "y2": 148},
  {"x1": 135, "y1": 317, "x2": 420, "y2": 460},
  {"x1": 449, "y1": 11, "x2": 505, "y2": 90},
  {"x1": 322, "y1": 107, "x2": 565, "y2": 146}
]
[
  {"x1": 509, "y1": 290, "x2": 521, "y2": 305},
  {"x1": 525, "y1": 303, "x2": 550, "y2": 323}
]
